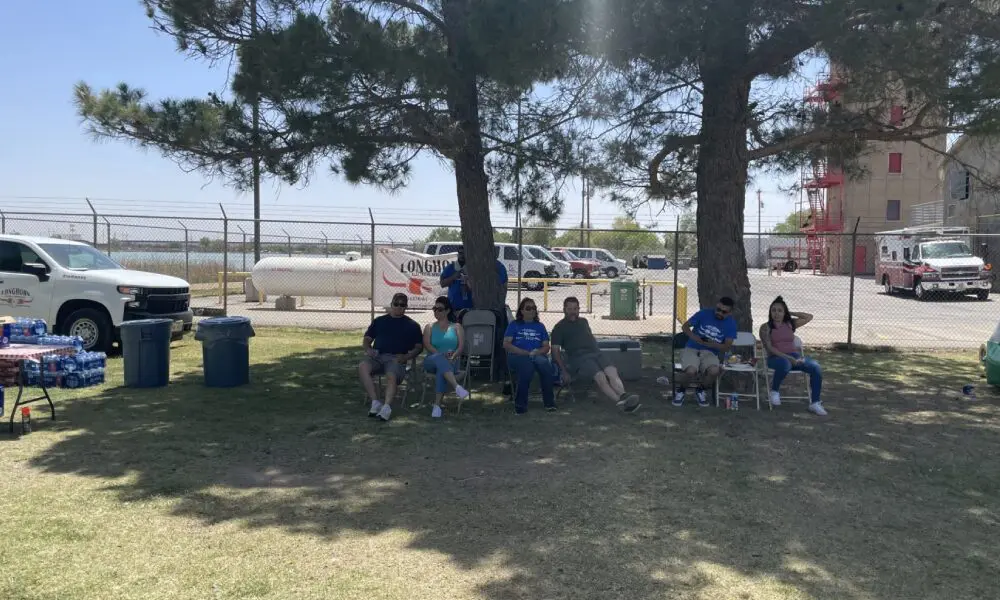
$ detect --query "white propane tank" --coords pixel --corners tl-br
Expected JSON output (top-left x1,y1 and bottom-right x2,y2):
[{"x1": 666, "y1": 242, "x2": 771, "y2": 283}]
[{"x1": 251, "y1": 256, "x2": 372, "y2": 298}]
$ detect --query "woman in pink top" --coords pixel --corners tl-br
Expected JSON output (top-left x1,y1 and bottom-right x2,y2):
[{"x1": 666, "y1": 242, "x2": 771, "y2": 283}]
[{"x1": 758, "y1": 296, "x2": 826, "y2": 416}]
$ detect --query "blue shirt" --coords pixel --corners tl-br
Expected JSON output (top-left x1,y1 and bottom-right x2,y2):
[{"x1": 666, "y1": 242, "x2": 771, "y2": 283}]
[
  {"x1": 441, "y1": 260, "x2": 509, "y2": 311},
  {"x1": 364, "y1": 314, "x2": 423, "y2": 356},
  {"x1": 504, "y1": 320, "x2": 549, "y2": 352},
  {"x1": 685, "y1": 308, "x2": 737, "y2": 356}
]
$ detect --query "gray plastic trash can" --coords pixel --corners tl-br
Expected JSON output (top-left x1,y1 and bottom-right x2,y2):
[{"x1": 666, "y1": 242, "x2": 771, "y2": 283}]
[
  {"x1": 120, "y1": 318, "x2": 174, "y2": 388},
  {"x1": 195, "y1": 317, "x2": 255, "y2": 387}
]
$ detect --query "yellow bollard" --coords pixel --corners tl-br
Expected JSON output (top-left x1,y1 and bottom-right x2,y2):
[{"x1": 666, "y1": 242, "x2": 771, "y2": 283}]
[
  {"x1": 341, "y1": 296, "x2": 347, "y2": 308},
  {"x1": 543, "y1": 281, "x2": 549, "y2": 311},
  {"x1": 586, "y1": 281, "x2": 593, "y2": 313}
]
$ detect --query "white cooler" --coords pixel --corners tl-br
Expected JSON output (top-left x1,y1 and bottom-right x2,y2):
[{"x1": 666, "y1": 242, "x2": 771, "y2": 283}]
[{"x1": 596, "y1": 337, "x2": 642, "y2": 381}]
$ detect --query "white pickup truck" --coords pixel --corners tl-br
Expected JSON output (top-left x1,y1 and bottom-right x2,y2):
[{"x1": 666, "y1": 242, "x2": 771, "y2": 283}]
[{"x1": 0, "y1": 235, "x2": 193, "y2": 351}]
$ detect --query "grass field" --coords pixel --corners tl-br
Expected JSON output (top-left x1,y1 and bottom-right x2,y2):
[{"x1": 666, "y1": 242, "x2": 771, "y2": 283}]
[{"x1": 1, "y1": 329, "x2": 998, "y2": 600}]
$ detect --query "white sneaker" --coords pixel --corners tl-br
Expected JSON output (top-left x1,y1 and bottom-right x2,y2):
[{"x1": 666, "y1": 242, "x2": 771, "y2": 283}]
[
  {"x1": 769, "y1": 391, "x2": 781, "y2": 406},
  {"x1": 695, "y1": 390, "x2": 709, "y2": 407},
  {"x1": 377, "y1": 404, "x2": 392, "y2": 421},
  {"x1": 368, "y1": 400, "x2": 383, "y2": 417},
  {"x1": 455, "y1": 385, "x2": 470, "y2": 399},
  {"x1": 808, "y1": 402, "x2": 827, "y2": 416},
  {"x1": 431, "y1": 405, "x2": 443, "y2": 419}
]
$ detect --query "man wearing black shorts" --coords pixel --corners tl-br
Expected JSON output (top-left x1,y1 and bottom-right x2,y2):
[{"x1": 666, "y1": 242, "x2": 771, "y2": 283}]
[
  {"x1": 359, "y1": 293, "x2": 424, "y2": 421},
  {"x1": 551, "y1": 296, "x2": 641, "y2": 413}
]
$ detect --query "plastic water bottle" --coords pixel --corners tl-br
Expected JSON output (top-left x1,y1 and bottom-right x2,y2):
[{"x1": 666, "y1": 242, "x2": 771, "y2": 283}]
[
  {"x1": 64, "y1": 371, "x2": 81, "y2": 389},
  {"x1": 32, "y1": 319, "x2": 47, "y2": 336},
  {"x1": 63, "y1": 354, "x2": 78, "y2": 373},
  {"x1": 23, "y1": 360, "x2": 40, "y2": 387},
  {"x1": 730, "y1": 393, "x2": 739, "y2": 411},
  {"x1": 71, "y1": 336, "x2": 84, "y2": 351}
]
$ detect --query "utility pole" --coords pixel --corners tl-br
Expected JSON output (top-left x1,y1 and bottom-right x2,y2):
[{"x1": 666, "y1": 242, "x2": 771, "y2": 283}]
[
  {"x1": 249, "y1": 0, "x2": 262, "y2": 265},
  {"x1": 579, "y1": 172, "x2": 586, "y2": 246},
  {"x1": 757, "y1": 189, "x2": 763, "y2": 268}
]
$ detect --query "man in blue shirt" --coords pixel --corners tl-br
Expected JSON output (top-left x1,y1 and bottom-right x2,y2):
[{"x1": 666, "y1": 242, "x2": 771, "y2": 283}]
[
  {"x1": 360, "y1": 293, "x2": 424, "y2": 421},
  {"x1": 674, "y1": 296, "x2": 737, "y2": 407},
  {"x1": 439, "y1": 246, "x2": 509, "y2": 316}
]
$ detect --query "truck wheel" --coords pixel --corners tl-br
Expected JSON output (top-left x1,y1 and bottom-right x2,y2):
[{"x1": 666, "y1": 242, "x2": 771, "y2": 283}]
[
  {"x1": 913, "y1": 281, "x2": 928, "y2": 301},
  {"x1": 882, "y1": 275, "x2": 894, "y2": 295},
  {"x1": 63, "y1": 308, "x2": 113, "y2": 353},
  {"x1": 977, "y1": 289, "x2": 990, "y2": 301},
  {"x1": 524, "y1": 271, "x2": 543, "y2": 291},
  {"x1": 606, "y1": 267, "x2": 619, "y2": 279},
  {"x1": 572, "y1": 269, "x2": 587, "y2": 279}
]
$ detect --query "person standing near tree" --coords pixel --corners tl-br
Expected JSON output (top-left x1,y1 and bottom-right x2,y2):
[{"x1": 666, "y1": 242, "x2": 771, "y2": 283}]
[{"x1": 440, "y1": 246, "x2": 508, "y2": 319}]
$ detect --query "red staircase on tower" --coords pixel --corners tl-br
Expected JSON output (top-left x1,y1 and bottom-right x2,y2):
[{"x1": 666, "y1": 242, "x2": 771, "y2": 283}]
[{"x1": 799, "y1": 73, "x2": 846, "y2": 274}]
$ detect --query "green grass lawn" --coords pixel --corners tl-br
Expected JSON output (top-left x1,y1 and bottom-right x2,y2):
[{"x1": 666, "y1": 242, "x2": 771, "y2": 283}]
[{"x1": 1, "y1": 328, "x2": 998, "y2": 600}]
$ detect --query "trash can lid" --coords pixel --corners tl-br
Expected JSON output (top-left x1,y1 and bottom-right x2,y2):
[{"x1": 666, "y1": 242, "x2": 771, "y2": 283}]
[
  {"x1": 197, "y1": 316, "x2": 252, "y2": 328},
  {"x1": 120, "y1": 318, "x2": 175, "y2": 328}
]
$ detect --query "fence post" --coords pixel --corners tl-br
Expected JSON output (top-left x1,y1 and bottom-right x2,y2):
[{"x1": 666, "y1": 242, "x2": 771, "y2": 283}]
[
  {"x1": 516, "y1": 212, "x2": 523, "y2": 306},
  {"x1": 220, "y1": 204, "x2": 229, "y2": 315},
  {"x1": 322, "y1": 232, "x2": 329, "y2": 257},
  {"x1": 846, "y1": 218, "x2": 861, "y2": 349},
  {"x1": 177, "y1": 221, "x2": 190, "y2": 282},
  {"x1": 282, "y1": 229, "x2": 292, "y2": 257},
  {"x1": 1, "y1": 210, "x2": 5, "y2": 233},
  {"x1": 671, "y1": 216, "x2": 681, "y2": 374},
  {"x1": 237, "y1": 225, "x2": 247, "y2": 272},
  {"x1": 104, "y1": 218, "x2": 112, "y2": 256},
  {"x1": 369, "y1": 209, "x2": 376, "y2": 322},
  {"x1": 85, "y1": 198, "x2": 98, "y2": 246}
]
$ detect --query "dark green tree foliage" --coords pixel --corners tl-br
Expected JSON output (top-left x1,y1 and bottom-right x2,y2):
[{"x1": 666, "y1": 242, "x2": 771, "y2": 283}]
[
  {"x1": 76, "y1": 0, "x2": 589, "y2": 310},
  {"x1": 590, "y1": 0, "x2": 1000, "y2": 325}
]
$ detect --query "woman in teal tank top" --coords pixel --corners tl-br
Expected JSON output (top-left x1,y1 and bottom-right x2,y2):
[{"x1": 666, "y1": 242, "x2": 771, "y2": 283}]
[{"x1": 422, "y1": 296, "x2": 469, "y2": 418}]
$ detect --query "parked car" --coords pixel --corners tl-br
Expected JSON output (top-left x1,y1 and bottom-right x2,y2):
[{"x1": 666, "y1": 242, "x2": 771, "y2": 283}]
[
  {"x1": 549, "y1": 248, "x2": 601, "y2": 278},
  {"x1": 553, "y1": 247, "x2": 629, "y2": 278},
  {"x1": 422, "y1": 241, "x2": 557, "y2": 291},
  {"x1": 523, "y1": 245, "x2": 573, "y2": 279},
  {"x1": 0, "y1": 235, "x2": 193, "y2": 352},
  {"x1": 875, "y1": 226, "x2": 991, "y2": 301}
]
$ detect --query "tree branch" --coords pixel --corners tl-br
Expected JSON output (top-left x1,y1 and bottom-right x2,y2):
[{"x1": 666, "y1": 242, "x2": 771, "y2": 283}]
[
  {"x1": 357, "y1": 0, "x2": 447, "y2": 32},
  {"x1": 648, "y1": 134, "x2": 698, "y2": 193}
]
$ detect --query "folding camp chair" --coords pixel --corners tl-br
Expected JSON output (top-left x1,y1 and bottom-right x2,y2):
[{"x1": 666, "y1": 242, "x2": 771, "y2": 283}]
[
  {"x1": 505, "y1": 354, "x2": 574, "y2": 406},
  {"x1": 366, "y1": 357, "x2": 417, "y2": 408},
  {"x1": 714, "y1": 331, "x2": 763, "y2": 410},
  {"x1": 462, "y1": 310, "x2": 497, "y2": 382},
  {"x1": 761, "y1": 335, "x2": 812, "y2": 406}
]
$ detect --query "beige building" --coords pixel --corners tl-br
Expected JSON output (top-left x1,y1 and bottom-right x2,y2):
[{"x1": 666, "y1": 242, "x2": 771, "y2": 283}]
[
  {"x1": 801, "y1": 70, "x2": 946, "y2": 274},
  {"x1": 941, "y1": 134, "x2": 1000, "y2": 233}
]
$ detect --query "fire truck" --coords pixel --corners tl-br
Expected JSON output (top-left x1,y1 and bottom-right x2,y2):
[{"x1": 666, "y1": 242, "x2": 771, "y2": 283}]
[{"x1": 875, "y1": 226, "x2": 992, "y2": 301}]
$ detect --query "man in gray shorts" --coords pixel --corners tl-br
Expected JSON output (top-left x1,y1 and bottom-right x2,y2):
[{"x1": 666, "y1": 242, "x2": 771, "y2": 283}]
[
  {"x1": 552, "y1": 296, "x2": 641, "y2": 413},
  {"x1": 359, "y1": 293, "x2": 424, "y2": 421}
]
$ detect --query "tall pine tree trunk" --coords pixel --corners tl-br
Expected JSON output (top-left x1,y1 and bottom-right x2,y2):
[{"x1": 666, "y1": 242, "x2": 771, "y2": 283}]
[
  {"x1": 695, "y1": 68, "x2": 753, "y2": 330},
  {"x1": 443, "y1": 0, "x2": 502, "y2": 311}
]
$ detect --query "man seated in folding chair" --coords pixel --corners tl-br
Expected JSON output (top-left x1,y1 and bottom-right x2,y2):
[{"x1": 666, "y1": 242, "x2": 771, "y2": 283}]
[
  {"x1": 422, "y1": 296, "x2": 470, "y2": 419},
  {"x1": 502, "y1": 297, "x2": 556, "y2": 414},
  {"x1": 673, "y1": 296, "x2": 737, "y2": 407},
  {"x1": 359, "y1": 292, "x2": 424, "y2": 422},
  {"x1": 551, "y1": 297, "x2": 642, "y2": 413},
  {"x1": 758, "y1": 296, "x2": 827, "y2": 416}
]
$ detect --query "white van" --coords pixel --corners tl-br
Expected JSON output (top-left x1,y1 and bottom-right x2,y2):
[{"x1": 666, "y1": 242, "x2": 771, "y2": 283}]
[
  {"x1": 0, "y1": 235, "x2": 193, "y2": 351},
  {"x1": 422, "y1": 241, "x2": 557, "y2": 290},
  {"x1": 523, "y1": 245, "x2": 573, "y2": 279}
]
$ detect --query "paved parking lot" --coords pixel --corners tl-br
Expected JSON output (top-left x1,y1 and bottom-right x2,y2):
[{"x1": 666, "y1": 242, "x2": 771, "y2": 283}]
[{"x1": 194, "y1": 268, "x2": 996, "y2": 348}]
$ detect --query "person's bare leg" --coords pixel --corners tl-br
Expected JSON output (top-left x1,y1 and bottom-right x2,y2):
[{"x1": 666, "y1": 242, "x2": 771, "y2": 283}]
[
  {"x1": 604, "y1": 366, "x2": 626, "y2": 396},
  {"x1": 676, "y1": 367, "x2": 698, "y2": 388},
  {"x1": 359, "y1": 361, "x2": 378, "y2": 400},
  {"x1": 700, "y1": 366, "x2": 722, "y2": 390},
  {"x1": 383, "y1": 373, "x2": 398, "y2": 406},
  {"x1": 592, "y1": 372, "x2": 621, "y2": 402}
]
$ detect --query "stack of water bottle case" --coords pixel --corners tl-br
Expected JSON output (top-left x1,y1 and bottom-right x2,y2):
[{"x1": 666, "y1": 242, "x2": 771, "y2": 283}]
[{"x1": 3, "y1": 318, "x2": 107, "y2": 389}]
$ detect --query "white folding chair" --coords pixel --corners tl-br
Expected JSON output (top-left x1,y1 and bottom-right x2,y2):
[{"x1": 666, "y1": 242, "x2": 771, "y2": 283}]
[
  {"x1": 761, "y1": 335, "x2": 812, "y2": 405},
  {"x1": 715, "y1": 331, "x2": 763, "y2": 410}
]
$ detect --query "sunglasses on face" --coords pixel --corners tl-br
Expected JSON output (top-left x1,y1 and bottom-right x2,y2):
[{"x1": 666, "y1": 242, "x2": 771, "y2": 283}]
[
  {"x1": 522, "y1": 306, "x2": 536, "y2": 312},
  {"x1": 715, "y1": 307, "x2": 731, "y2": 316},
  {"x1": 433, "y1": 306, "x2": 446, "y2": 312},
  {"x1": 392, "y1": 302, "x2": 407, "y2": 308}
]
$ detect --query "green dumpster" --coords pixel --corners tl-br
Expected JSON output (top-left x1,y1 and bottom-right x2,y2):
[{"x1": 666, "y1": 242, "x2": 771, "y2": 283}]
[
  {"x1": 609, "y1": 280, "x2": 639, "y2": 320},
  {"x1": 986, "y1": 322, "x2": 1000, "y2": 386}
]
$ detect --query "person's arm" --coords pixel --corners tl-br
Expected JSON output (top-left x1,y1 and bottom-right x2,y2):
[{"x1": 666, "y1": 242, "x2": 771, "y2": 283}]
[
  {"x1": 759, "y1": 324, "x2": 800, "y2": 363},
  {"x1": 440, "y1": 263, "x2": 461, "y2": 287},
  {"x1": 363, "y1": 322, "x2": 378, "y2": 357},
  {"x1": 422, "y1": 324, "x2": 438, "y2": 355},
  {"x1": 537, "y1": 329, "x2": 551, "y2": 357},
  {"x1": 681, "y1": 313, "x2": 712, "y2": 348},
  {"x1": 550, "y1": 326, "x2": 571, "y2": 380},
  {"x1": 450, "y1": 324, "x2": 465, "y2": 359},
  {"x1": 791, "y1": 312, "x2": 813, "y2": 327}
]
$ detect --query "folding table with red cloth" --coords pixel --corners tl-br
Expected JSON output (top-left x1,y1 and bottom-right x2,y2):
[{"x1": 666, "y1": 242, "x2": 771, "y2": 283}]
[{"x1": 0, "y1": 343, "x2": 76, "y2": 433}]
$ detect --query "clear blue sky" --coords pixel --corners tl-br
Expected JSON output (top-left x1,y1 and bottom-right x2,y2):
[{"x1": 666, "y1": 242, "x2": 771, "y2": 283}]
[{"x1": 0, "y1": 1, "x2": 799, "y2": 236}]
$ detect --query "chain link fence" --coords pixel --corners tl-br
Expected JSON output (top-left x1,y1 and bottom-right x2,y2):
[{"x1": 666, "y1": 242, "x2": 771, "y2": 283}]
[{"x1": 1, "y1": 210, "x2": 996, "y2": 347}]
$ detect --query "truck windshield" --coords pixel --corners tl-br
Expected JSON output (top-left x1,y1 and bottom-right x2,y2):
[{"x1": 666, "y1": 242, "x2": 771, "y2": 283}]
[
  {"x1": 39, "y1": 244, "x2": 123, "y2": 270},
  {"x1": 920, "y1": 242, "x2": 973, "y2": 259}
]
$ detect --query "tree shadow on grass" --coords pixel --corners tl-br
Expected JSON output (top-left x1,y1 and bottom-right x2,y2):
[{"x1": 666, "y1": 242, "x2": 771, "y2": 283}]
[{"x1": 28, "y1": 342, "x2": 1000, "y2": 600}]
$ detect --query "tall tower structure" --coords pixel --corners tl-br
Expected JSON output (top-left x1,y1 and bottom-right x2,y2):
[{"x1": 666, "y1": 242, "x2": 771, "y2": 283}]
[{"x1": 800, "y1": 68, "x2": 946, "y2": 274}]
